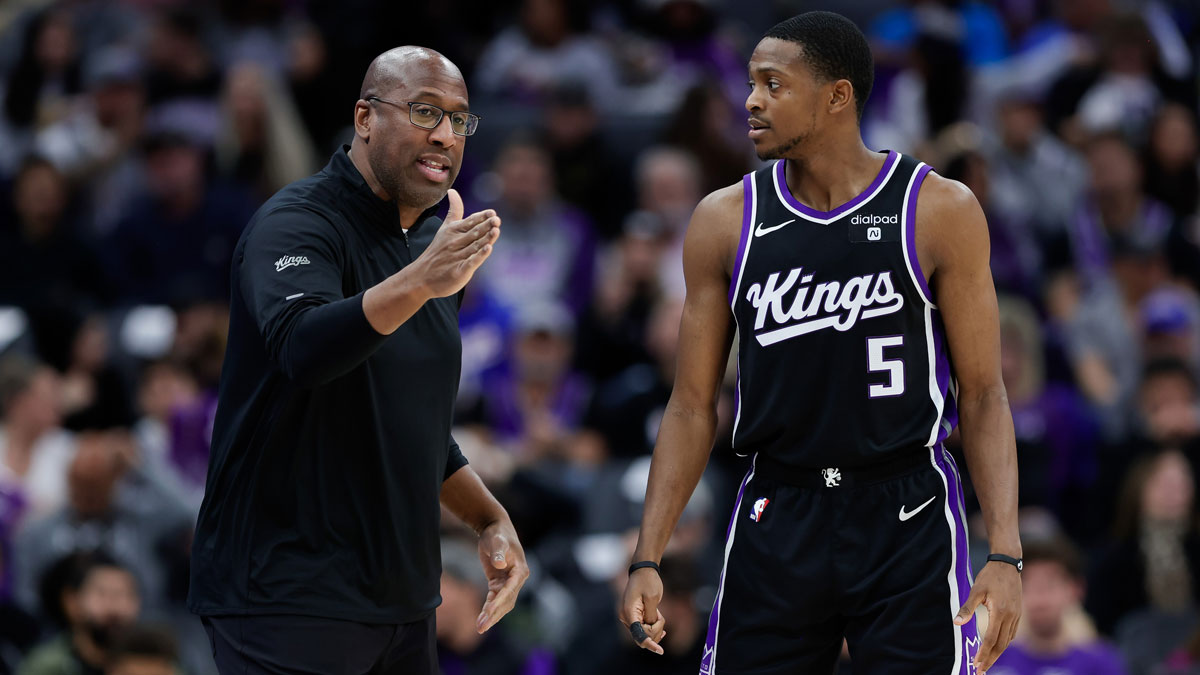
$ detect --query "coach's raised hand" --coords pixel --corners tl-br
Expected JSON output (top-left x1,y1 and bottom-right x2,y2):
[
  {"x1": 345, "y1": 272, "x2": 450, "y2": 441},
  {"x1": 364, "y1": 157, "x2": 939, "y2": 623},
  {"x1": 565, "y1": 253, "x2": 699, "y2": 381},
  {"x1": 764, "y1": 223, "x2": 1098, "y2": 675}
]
[
  {"x1": 363, "y1": 188, "x2": 500, "y2": 335},
  {"x1": 416, "y1": 188, "x2": 501, "y2": 297}
]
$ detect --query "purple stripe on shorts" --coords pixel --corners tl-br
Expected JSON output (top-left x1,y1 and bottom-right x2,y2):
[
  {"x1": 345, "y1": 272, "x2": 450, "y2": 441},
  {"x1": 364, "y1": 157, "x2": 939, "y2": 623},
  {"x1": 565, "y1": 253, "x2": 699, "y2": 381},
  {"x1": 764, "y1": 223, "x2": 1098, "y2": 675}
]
[
  {"x1": 728, "y1": 174, "x2": 754, "y2": 305},
  {"x1": 702, "y1": 458, "x2": 756, "y2": 673},
  {"x1": 905, "y1": 164, "x2": 934, "y2": 304},
  {"x1": 775, "y1": 150, "x2": 898, "y2": 220},
  {"x1": 936, "y1": 448, "x2": 978, "y2": 673}
]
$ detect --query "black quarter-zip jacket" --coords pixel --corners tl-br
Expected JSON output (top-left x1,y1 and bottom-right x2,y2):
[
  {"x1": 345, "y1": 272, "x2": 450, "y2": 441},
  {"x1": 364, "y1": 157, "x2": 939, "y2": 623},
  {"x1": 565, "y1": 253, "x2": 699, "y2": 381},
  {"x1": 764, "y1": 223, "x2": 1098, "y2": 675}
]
[{"x1": 188, "y1": 146, "x2": 468, "y2": 623}]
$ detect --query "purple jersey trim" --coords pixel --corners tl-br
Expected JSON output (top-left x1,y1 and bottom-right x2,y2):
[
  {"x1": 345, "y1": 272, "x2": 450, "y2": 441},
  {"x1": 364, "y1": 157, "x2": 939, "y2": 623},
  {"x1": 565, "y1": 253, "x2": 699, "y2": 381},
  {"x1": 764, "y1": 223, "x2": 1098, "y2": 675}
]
[
  {"x1": 728, "y1": 174, "x2": 754, "y2": 305},
  {"x1": 774, "y1": 150, "x2": 898, "y2": 220},
  {"x1": 905, "y1": 164, "x2": 935, "y2": 305},
  {"x1": 902, "y1": 165, "x2": 931, "y2": 305}
]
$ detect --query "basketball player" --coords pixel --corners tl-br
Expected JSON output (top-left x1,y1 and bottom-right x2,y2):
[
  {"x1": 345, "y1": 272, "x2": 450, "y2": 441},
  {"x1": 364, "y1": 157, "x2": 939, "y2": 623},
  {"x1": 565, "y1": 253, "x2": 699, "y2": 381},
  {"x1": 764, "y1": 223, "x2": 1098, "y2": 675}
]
[{"x1": 620, "y1": 12, "x2": 1021, "y2": 674}]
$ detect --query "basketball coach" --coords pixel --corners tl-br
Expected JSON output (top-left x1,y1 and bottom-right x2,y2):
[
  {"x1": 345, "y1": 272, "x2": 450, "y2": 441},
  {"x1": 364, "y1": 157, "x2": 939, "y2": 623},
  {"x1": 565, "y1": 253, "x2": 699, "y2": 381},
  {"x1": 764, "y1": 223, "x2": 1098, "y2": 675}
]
[{"x1": 187, "y1": 46, "x2": 527, "y2": 674}]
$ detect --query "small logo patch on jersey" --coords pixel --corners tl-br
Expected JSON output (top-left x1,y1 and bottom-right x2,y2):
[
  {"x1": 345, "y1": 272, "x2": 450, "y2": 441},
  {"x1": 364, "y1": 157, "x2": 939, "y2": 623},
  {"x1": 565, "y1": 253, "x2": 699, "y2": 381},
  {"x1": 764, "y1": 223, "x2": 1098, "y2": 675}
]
[
  {"x1": 822, "y1": 468, "x2": 841, "y2": 487},
  {"x1": 750, "y1": 497, "x2": 770, "y2": 521},
  {"x1": 275, "y1": 255, "x2": 311, "y2": 272},
  {"x1": 848, "y1": 213, "x2": 899, "y2": 243},
  {"x1": 754, "y1": 219, "x2": 796, "y2": 237}
]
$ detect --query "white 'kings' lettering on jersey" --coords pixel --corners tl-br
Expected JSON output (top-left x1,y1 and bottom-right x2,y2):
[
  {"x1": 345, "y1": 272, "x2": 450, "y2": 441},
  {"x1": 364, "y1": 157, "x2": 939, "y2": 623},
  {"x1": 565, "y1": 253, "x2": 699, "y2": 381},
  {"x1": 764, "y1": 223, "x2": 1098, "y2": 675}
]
[{"x1": 745, "y1": 266, "x2": 905, "y2": 346}]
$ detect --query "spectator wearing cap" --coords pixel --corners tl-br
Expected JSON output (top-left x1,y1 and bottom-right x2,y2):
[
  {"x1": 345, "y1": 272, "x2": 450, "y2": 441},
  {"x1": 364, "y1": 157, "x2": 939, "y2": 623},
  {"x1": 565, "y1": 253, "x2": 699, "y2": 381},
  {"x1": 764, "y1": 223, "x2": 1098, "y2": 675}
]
[
  {"x1": 33, "y1": 45, "x2": 148, "y2": 238},
  {"x1": 462, "y1": 302, "x2": 590, "y2": 464},
  {"x1": 990, "y1": 538, "x2": 1127, "y2": 675},
  {"x1": 1140, "y1": 288, "x2": 1200, "y2": 370}
]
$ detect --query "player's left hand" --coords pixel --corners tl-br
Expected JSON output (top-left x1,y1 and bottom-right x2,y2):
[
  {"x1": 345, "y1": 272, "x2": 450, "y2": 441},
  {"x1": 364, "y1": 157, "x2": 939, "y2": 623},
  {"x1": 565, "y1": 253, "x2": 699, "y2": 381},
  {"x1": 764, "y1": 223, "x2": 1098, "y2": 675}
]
[
  {"x1": 476, "y1": 519, "x2": 530, "y2": 634},
  {"x1": 955, "y1": 560, "x2": 1022, "y2": 673}
]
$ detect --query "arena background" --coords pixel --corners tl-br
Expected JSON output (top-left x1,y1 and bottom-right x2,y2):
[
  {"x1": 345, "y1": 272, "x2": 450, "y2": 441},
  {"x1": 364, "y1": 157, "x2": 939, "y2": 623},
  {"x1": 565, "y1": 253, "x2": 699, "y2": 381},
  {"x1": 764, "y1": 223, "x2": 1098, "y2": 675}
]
[{"x1": 0, "y1": 0, "x2": 1199, "y2": 673}]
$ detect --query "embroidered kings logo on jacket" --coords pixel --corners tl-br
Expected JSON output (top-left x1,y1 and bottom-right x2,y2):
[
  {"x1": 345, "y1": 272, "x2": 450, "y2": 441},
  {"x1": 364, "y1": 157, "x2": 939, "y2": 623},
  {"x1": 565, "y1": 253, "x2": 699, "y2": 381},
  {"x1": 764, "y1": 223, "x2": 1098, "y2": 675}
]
[{"x1": 744, "y1": 266, "x2": 905, "y2": 346}]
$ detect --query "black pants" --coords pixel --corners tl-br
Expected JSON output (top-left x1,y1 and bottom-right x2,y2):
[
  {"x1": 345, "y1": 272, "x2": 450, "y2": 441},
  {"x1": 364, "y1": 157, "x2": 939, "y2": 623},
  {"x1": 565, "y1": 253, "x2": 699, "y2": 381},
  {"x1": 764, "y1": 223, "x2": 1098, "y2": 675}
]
[
  {"x1": 202, "y1": 614, "x2": 437, "y2": 675},
  {"x1": 700, "y1": 448, "x2": 979, "y2": 675}
]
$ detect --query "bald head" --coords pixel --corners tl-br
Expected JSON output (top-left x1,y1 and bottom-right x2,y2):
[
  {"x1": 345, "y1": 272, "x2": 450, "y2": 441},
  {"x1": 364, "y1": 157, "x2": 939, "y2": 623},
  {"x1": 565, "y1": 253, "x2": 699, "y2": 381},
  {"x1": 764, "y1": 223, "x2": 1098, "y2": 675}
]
[{"x1": 360, "y1": 46, "x2": 463, "y2": 101}]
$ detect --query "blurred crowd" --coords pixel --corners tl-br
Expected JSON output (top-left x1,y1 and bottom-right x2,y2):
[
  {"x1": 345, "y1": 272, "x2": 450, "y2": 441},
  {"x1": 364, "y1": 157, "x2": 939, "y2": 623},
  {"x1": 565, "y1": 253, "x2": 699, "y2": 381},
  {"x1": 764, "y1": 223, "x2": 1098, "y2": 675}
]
[{"x1": 1, "y1": 0, "x2": 1200, "y2": 674}]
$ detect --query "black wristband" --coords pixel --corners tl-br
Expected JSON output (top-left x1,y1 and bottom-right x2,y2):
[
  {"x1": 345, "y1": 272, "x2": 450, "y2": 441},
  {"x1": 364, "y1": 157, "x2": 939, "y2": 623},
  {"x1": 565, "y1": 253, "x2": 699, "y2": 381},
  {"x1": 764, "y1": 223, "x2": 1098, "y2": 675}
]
[
  {"x1": 628, "y1": 560, "x2": 661, "y2": 577},
  {"x1": 986, "y1": 553, "x2": 1023, "y2": 573}
]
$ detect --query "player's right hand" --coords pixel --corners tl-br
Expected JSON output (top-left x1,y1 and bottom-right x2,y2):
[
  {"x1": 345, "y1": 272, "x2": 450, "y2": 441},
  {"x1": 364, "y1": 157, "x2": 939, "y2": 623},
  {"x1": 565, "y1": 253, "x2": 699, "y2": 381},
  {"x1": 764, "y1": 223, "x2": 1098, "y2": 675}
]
[
  {"x1": 418, "y1": 188, "x2": 501, "y2": 298},
  {"x1": 619, "y1": 567, "x2": 667, "y2": 655}
]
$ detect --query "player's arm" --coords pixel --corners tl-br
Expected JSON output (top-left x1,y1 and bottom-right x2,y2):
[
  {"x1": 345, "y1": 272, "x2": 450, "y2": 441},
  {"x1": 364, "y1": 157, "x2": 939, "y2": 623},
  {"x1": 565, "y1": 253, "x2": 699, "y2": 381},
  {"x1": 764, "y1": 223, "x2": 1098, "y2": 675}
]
[
  {"x1": 440, "y1": 465, "x2": 529, "y2": 635},
  {"x1": 618, "y1": 183, "x2": 741, "y2": 654},
  {"x1": 917, "y1": 174, "x2": 1021, "y2": 673}
]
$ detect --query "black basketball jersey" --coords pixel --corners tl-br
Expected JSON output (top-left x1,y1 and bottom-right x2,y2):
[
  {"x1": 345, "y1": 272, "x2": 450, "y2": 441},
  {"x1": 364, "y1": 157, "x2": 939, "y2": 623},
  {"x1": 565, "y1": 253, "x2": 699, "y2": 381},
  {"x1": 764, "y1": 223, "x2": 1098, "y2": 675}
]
[{"x1": 728, "y1": 151, "x2": 958, "y2": 468}]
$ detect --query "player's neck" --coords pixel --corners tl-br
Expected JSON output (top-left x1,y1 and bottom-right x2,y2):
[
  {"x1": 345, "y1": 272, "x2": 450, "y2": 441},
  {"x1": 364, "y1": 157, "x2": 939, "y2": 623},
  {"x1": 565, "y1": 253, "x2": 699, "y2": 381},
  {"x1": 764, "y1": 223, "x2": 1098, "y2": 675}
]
[{"x1": 782, "y1": 139, "x2": 883, "y2": 213}]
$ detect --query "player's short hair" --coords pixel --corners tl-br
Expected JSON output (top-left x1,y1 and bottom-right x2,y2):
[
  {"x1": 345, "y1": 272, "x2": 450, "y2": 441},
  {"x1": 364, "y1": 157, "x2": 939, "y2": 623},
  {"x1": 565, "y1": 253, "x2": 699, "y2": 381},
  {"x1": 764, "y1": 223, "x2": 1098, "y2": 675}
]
[
  {"x1": 1022, "y1": 537, "x2": 1084, "y2": 580},
  {"x1": 763, "y1": 11, "x2": 874, "y2": 121}
]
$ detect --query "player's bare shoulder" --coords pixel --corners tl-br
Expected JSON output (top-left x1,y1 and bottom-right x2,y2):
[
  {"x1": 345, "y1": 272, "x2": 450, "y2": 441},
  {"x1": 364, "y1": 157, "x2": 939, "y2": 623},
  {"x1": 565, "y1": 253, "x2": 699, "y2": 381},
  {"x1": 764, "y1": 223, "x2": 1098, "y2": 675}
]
[
  {"x1": 684, "y1": 181, "x2": 745, "y2": 279},
  {"x1": 913, "y1": 171, "x2": 989, "y2": 274}
]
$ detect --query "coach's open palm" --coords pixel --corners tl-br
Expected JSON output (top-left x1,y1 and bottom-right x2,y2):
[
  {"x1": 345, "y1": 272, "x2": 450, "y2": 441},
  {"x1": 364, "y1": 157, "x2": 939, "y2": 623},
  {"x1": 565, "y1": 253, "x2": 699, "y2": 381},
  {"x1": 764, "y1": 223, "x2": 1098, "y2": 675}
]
[
  {"x1": 417, "y1": 188, "x2": 501, "y2": 298},
  {"x1": 620, "y1": 568, "x2": 667, "y2": 655},
  {"x1": 476, "y1": 520, "x2": 530, "y2": 634},
  {"x1": 956, "y1": 562, "x2": 1022, "y2": 673}
]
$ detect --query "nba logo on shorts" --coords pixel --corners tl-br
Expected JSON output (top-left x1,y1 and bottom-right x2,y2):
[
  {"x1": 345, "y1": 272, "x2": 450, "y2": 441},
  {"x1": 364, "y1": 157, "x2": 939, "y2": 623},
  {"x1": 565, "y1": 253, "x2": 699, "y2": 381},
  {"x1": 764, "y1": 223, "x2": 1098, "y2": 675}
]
[
  {"x1": 750, "y1": 497, "x2": 770, "y2": 522},
  {"x1": 867, "y1": 226, "x2": 881, "y2": 241}
]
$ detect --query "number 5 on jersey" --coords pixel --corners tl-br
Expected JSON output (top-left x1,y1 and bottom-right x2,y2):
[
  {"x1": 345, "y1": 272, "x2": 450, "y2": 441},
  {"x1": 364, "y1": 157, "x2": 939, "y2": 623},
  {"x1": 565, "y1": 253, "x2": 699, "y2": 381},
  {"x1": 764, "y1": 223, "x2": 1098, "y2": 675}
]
[{"x1": 867, "y1": 336, "x2": 905, "y2": 398}]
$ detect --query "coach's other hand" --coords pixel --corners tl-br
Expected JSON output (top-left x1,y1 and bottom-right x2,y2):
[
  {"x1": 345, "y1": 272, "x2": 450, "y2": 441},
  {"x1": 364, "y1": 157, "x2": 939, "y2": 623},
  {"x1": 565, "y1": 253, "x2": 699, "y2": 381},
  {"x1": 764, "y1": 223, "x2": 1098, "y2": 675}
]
[
  {"x1": 619, "y1": 567, "x2": 666, "y2": 655},
  {"x1": 955, "y1": 560, "x2": 1022, "y2": 673},
  {"x1": 417, "y1": 188, "x2": 501, "y2": 299},
  {"x1": 476, "y1": 519, "x2": 529, "y2": 634}
]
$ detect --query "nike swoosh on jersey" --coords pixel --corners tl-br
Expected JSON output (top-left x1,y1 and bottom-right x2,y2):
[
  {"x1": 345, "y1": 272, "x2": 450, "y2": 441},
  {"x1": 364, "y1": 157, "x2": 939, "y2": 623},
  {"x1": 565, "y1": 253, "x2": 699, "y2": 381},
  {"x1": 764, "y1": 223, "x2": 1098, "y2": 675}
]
[
  {"x1": 753, "y1": 219, "x2": 796, "y2": 237},
  {"x1": 898, "y1": 495, "x2": 938, "y2": 522}
]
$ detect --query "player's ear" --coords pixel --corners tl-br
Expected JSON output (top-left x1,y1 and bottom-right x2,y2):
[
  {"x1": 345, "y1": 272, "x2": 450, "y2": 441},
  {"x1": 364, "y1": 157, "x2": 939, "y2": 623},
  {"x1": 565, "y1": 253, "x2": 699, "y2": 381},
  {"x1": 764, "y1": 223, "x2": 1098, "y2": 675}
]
[
  {"x1": 829, "y1": 79, "x2": 854, "y2": 117},
  {"x1": 354, "y1": 100, "x2": 372, "y2": 141}
]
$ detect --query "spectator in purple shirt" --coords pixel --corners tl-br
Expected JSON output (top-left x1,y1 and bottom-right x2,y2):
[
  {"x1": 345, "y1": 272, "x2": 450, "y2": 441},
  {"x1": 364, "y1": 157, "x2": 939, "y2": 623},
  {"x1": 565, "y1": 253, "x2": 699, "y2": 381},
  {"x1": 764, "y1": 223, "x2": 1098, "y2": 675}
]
[
  {"x1": 473, "y1": 136, "x2": 596, "y2": 316},
  {"x1": 991, "y1": 537, "x2": 1128, "y2": 675}
]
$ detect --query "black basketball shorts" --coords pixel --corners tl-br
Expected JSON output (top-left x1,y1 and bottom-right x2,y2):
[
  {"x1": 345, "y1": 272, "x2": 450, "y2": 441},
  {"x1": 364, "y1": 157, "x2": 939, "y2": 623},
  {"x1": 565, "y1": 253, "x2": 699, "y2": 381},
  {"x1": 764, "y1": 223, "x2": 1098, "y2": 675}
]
[{"x1": 700, "y1": 446, "x2": 980, "y2": 675}]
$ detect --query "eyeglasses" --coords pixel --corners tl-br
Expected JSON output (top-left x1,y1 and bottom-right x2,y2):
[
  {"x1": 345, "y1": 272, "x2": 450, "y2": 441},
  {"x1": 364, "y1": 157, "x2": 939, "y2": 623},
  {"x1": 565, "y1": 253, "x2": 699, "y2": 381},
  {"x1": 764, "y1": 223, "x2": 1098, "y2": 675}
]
[{"x1": 367, "y1": 97, "x2": 481, "y2": 137}]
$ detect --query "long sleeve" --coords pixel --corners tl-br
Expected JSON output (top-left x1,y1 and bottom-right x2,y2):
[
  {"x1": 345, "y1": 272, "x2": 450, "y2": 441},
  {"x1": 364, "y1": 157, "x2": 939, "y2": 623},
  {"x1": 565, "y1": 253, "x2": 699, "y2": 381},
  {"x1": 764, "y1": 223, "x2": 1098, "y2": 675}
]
[
  {"x1": 444, "y1": 435, "x2": 468, "y2": 481},
  {"x1": 239, "y1": 206, "x2": 389, "y2": 387}
]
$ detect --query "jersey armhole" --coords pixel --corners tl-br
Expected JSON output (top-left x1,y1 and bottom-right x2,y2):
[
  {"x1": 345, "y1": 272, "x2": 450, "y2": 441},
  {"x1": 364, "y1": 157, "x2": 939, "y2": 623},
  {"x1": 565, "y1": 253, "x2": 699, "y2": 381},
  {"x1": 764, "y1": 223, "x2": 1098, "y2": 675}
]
[
  {"x1": 900, "y1": 164, "x2": 936, "y2": 308},
  {"x1": 728, "y1": 172, "x2": 758, "y2": 308}
]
